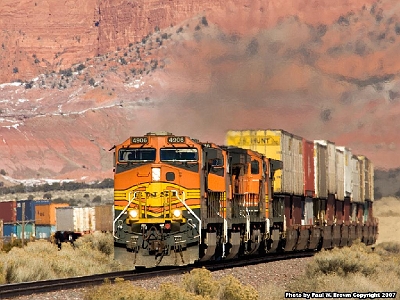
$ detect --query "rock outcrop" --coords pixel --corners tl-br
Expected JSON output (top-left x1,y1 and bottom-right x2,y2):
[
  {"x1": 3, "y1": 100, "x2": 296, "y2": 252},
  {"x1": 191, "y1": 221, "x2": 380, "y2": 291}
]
[{"x1": 1, "y1": 0, "x2": 400, "y2": 183}]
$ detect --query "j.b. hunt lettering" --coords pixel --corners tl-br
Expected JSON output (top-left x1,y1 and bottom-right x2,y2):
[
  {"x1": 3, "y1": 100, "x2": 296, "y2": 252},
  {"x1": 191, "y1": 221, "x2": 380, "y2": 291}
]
[
  {"x1": 237, "y1": 136, "x2": 280, "y2": 146},
  {"x1": 285, "y1": 292, "x2": 396, "y2": 299}
]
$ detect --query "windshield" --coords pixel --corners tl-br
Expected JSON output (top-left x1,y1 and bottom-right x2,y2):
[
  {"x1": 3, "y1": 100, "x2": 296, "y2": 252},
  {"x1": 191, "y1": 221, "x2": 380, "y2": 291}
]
[
  {"x1": 160, "y1": 148, "x2": 198, "y2": 162},
  {"x1": 118, "y1": 148, "x2": 156, "y2": 162}
]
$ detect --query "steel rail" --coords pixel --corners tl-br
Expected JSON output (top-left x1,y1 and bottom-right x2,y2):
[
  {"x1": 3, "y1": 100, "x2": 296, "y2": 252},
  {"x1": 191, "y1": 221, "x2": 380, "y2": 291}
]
[{"x1": 0, "y1": 251, "x2": 315, "y2": 299}]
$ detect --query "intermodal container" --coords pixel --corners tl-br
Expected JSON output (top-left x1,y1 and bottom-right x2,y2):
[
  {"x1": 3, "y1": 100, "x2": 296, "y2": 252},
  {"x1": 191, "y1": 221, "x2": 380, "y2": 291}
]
[
  {"x1": 225, "y1": 129, "x2": 304, "y2": 195},
  {"x1": 314, "y1": 140, "x2": 336, "y2": 195},
  {"x1": 303, "y1": 197, "x2": 313, "y2": 225},
  {"x1": 3, "y1": 224, "x2": 17, "y2": 237},
  {"x1": 56, "y1": 207, "x2": 95, "y2": 232},
  {"x1": 16, "y1": 223, "x2": 35, "y2": 239},
  {"x1": 337, "y1": 147, "x2": 353, "y2": 198},
  {"x1": 351, "y1": 155, "x2": 362, "y2": 203},
  {"x1": 35, "y1": 202, "x2": 69, "y2": 225},
  {"x1": 335, "y1": 148, "x2": 345, "y2": 201},
  {"x1": 74, "y1": 207, "x2": 95, "y2": 232},
  {"x1": 303, "y1": 139, "x2": 315, "y2": 197},
  {"x1": 0, "y1": 201, "x2": 17, "y2": 223},
  {"x1": 95, "y1": 205, "x2": 113, "y2": 231},
  {"x1": 16, "y1": 200, "x2": 36, "y2": 221},
  {"x1": 56, "y1": 207, "x2": 74, "y2": 231},
  {"x1": 35, "y1": 225, "x2": 56, "y2": 239},
  {"x1": 314, "y1": 142, "x2": 328, "y2": 199},
  {"x1": 358, "y1": 156, "x2": 374, "y2": 201}
]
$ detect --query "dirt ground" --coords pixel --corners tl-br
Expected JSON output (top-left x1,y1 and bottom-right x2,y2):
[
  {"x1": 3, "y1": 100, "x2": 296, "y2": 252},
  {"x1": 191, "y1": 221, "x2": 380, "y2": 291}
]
[{"x1": 373, "y1": 197, "x2": 400, "y2": 244}]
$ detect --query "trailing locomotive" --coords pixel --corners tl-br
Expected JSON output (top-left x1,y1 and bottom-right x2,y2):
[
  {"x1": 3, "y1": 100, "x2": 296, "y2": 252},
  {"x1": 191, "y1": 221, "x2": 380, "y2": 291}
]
[{"x1": 112, "y1": 130, "x2": 378, "y2": 267}]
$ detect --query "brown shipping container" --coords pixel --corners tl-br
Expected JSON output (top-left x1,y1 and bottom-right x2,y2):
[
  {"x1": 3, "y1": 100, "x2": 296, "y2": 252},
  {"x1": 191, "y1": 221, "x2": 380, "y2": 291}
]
[
  {"x1": 94, "y1": 205, "x2": 113, "y2": 231},
  {"x1": 0, "y1": 201, "x2": 17, "y2": 223},
  {"x1": 302, "y1": 139, "x2": 315, "y2": 197},
  {"x1": 35, "y1": 203, "x2": 69, "y2": 225}
]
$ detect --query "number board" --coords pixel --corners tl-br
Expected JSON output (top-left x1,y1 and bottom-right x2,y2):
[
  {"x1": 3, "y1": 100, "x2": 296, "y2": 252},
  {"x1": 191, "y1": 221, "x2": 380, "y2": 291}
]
[
  {"x1": 131, "y1": 137, "x2": 148, "y2": 144},
  {"x1": 167, "y1": 136, "x2": 185, "y2": 143},
  {"x1": 202, "y1": 143, "x2": 212, "y2": 148}
]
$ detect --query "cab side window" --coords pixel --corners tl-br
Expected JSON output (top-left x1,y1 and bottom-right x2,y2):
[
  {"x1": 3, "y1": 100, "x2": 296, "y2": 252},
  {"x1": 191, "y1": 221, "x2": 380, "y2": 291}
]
[{"x1": 251, "y1": 160, "x2": 259, "y2": 174}]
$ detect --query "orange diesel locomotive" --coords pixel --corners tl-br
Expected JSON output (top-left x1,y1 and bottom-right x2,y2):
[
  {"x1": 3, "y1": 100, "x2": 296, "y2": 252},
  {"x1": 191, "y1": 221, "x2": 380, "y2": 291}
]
[
  {"x1": 112, "y1": 132, "x2": 276, "y2": 265},
  {"x1": 113, "y1": 130, "x2": 378, "y2": 267}
]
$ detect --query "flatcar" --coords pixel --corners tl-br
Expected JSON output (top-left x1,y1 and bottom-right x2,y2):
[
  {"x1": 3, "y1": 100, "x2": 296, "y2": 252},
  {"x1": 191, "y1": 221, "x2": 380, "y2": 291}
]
[{"x1": 112, "y1": 130, "x2": 378, "y2": 267}]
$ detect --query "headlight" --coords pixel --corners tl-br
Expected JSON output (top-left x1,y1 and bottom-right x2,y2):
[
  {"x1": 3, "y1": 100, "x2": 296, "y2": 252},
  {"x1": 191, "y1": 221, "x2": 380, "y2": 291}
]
[
  {"x1": 173, "y1": 209, "x2": 182, "y2": 218},
  {"x1": 129, "y1": 209, "x2": 139, "y2": 218}
]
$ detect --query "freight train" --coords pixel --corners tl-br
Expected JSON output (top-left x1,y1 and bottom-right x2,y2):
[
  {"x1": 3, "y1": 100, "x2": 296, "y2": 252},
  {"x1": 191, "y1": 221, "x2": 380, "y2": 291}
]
[{"x1": 112, "y1": 130, "x2": 378, "y2": 266}]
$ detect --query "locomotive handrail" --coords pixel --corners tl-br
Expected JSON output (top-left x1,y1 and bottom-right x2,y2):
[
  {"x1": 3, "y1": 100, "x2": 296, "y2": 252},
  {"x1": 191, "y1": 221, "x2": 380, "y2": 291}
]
[
  {"x1": 113, "y1": 191, "x2": 138, "y2": 240},
  {"x1": 171, "y1": 190, "x2": 202, "y2": 243}
]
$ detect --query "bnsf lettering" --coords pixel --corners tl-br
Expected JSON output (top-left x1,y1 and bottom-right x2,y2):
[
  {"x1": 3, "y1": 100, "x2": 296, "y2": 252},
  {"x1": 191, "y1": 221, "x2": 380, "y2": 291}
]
[
  {"x1": 131, "y1": 137, "x2": 148, "y2": 144},
  {"x1": 168, "y1": 136, "x2": 185, "y2": 143},
  {"x1": 136, "y1": 191, "x2": 178, "y2": 198}
]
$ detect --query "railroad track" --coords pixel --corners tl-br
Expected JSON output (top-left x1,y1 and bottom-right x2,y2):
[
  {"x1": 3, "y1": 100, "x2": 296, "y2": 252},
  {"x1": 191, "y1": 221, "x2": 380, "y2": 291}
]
[{"x1": 0, "y1": 251, "x2": 315, "y2": 299}]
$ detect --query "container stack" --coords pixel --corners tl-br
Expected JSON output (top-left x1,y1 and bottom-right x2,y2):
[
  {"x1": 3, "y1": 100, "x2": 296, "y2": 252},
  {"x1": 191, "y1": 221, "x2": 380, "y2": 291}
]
[
  {"x1": 35, "y1": 201, "x2": 69, "y2": 239},
  {"x1": 0, "y1": 201, "x2": 17, "y2": 237},
  {"x1": 56, "y1": 205, "x2": 113, "y2": 233},
  {"x1": 16, "y1": 200, "x2": 36, "y2": 239}
]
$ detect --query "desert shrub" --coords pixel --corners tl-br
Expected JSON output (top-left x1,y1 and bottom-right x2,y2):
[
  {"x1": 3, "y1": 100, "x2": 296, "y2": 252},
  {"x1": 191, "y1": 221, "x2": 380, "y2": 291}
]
[
  {"x1": 74, "y1": 232, "x2": 114, "y2": 256},
  {"x1": 86, "y1": 267, "x2": 258, "y2": 300},
  {"x1": 305, "y1": 241, "x2": 378, "y2": 277},
  {"x1": 92, "y1": 195, "x2": 101, "y2": 203},
  {"x1": 288, "y1": 241, "x2": 400, "y2": 294},
  {"x1": 0, "y1": 239, "x2": 122, "y2": 283},
  {"x1": 376, "y1": 242, "x2": 400, "y2": 254},
  {"x1": 2, "y1": 239, "x2": 28, "y2": 253},
  {"x1": 183, "y1": 268, "x2": 218, "y2": 297},
  {"x1": 218, "y1": 275, "x2": 258, "y2": 300},
  {"x1": 84, "y1": 279, "x2": 149, "y2": 300}
]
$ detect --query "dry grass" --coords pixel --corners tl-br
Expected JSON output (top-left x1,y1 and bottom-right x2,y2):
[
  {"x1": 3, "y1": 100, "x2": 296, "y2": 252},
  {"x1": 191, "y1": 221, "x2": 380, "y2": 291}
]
[
  {"x1": 374, "y1": 197, "x2": 400, "y2": 244},
  {"x1": 0, "y1": 233, "x2": 123, "y2": 283},
  {"x1": 85, "y1": 268, "x2": 258, "y2": 300},
  {"x1": 287, "y1": 241, "x2": 400, "y2": 295}
]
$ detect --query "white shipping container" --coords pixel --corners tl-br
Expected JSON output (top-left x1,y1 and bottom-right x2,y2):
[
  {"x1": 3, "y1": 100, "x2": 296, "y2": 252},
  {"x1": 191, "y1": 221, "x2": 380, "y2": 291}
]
[
  {"x1": 57, "y1": 207, "x2": 96, "y2": 232},
  {"x1": 315, "y1": 140, "x2": 336, "y2": 195},
  {"x1": 225, "y1": 129, "x2": 304, "y2": 195},
  {"x1": 314, "y1": 143, "x2": 328, "y2": 199},
  {"x1": 335, "y1": 148, "x2": 345, "y2": 201},
  {"x1": 73, "y1": 207, "x2": 96, "y2": 232},
  {"x1": 351, "y1": 155, "x2": 362, "y2": 203},
  {"x1": 337, "y1": 147, "x2": 353, "y2": 198}
]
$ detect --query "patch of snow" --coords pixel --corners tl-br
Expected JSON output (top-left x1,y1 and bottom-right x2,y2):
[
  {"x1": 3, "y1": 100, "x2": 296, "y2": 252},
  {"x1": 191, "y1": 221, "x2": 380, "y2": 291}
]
[
  {"x1": 2, "y1": 123, "x2": 20, "y2": 130},
  {"x1": 2, "y1": 176, "x2": 76, "y2": 187},
  {"x1": 0, "y1": 82, "x2": 22, "y2": 89},
  {"x1": 18, "y1": 99, "x2": 29, "y2": 103}
]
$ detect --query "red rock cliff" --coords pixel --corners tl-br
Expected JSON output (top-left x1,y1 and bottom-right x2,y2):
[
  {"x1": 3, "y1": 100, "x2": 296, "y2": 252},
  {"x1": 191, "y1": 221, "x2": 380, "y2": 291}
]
[{"x1": 0, "y1": 0, "x2": 375, "y2": 82}]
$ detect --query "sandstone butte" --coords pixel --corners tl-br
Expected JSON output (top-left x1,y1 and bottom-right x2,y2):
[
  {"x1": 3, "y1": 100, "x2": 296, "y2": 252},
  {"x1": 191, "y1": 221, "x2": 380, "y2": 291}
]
[{"x1": 1, "y1": 0, "x2": 400, "y2": 183}]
